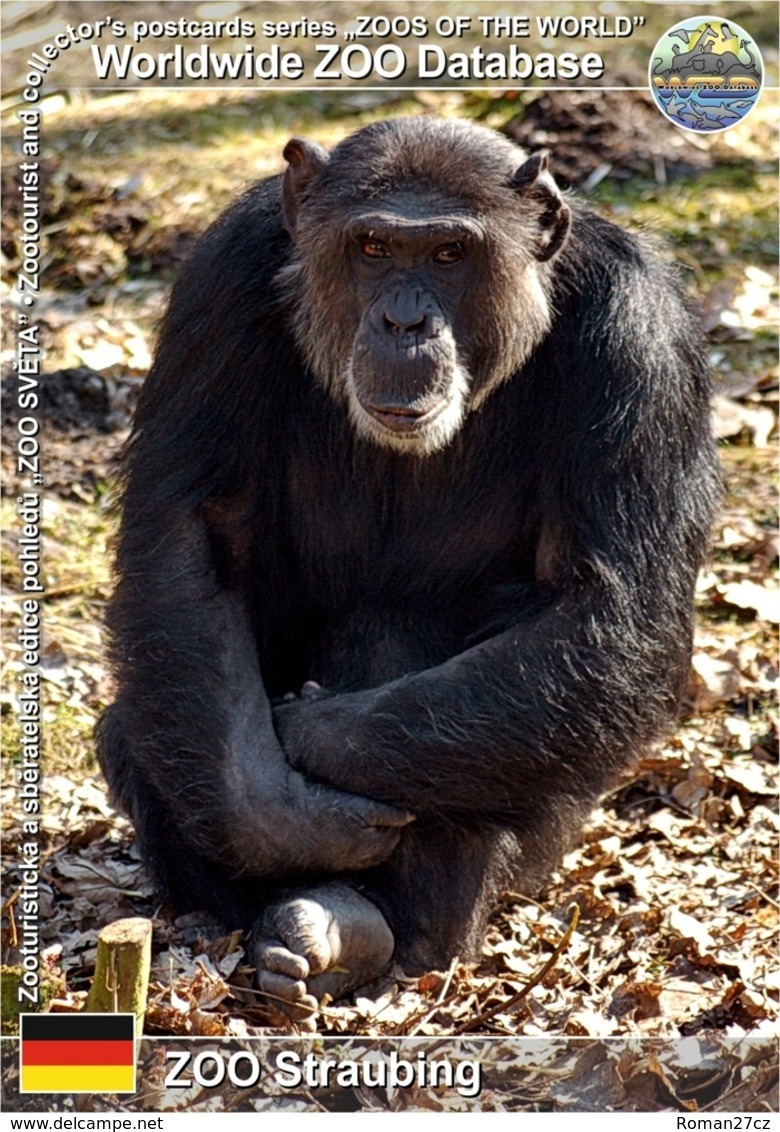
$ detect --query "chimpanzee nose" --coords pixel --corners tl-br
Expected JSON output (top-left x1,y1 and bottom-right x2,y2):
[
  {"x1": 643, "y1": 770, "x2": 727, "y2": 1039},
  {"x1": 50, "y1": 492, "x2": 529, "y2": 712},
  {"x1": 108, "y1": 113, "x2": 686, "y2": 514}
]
[{"x1": 383, "y1": 310, "x2": 426, "y2": 333}]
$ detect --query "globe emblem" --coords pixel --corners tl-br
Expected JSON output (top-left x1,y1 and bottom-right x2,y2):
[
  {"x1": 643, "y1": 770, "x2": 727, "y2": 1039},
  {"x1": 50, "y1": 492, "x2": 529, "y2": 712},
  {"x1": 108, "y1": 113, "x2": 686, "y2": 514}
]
[{"x1": 649, "y1": 17, "x2": 763, "y2": 132}]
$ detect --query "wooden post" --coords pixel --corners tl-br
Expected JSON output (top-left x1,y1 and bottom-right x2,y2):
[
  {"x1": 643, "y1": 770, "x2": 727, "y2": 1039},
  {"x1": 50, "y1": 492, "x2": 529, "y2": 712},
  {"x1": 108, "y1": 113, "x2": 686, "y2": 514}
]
[{"x1": 86, "y1": 917, "x2": 152, "y2": 1030}]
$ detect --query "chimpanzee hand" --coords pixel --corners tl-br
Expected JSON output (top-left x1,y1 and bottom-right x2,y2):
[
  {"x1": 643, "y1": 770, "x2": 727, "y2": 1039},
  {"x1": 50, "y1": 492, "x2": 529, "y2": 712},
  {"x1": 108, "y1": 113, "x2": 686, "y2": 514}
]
[
  {"x1": 273, "y1": 688, "x2": 397, "y2": 806},
  {"x1": 224, "y1": 726, "x2": 413, "y2": 877}
]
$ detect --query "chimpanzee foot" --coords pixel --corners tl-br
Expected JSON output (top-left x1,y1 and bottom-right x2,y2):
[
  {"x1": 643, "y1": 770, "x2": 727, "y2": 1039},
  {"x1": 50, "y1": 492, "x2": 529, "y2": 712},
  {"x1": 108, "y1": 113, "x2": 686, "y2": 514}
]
[{"x1": 254, "y1": 881, "x2": 394, "y2": 1026}]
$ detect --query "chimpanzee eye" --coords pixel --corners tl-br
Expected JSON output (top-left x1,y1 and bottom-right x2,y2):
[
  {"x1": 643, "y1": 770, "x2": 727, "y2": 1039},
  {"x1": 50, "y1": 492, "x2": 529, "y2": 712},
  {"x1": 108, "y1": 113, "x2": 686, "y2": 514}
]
[
  {"x1": 433, "y1": 243, "x2": 465, "y2": 265},
  {"x1": 361, "y1": 239, "x2": 391, "y2": 259}
]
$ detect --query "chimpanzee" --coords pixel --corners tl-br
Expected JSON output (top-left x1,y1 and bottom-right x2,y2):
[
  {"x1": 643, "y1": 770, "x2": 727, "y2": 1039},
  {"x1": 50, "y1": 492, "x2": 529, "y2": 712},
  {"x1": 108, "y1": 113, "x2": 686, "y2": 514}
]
[{"x1": 98, "y1": 116, "x2": 718, "y2": 1014}]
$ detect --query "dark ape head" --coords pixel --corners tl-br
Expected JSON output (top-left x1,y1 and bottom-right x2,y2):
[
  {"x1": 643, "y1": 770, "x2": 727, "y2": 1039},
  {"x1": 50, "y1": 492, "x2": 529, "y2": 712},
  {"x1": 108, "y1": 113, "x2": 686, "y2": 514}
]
[{"x1": 279, "y1": 117, "x2": 571, "y2": 456}]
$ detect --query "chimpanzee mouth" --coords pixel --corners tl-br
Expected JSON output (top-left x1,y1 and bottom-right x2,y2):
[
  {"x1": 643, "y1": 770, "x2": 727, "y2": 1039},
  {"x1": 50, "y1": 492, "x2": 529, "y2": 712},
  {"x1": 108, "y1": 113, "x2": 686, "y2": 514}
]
[
  {"x1": 363, "y1": 398, "x2": 450, "y2": 435},
  {"x1": 359, "y1": 390, "x2": 467, "y2": 456},
  {"x1": 344, "y1": 356, "x2": 470, "y2": 455}
]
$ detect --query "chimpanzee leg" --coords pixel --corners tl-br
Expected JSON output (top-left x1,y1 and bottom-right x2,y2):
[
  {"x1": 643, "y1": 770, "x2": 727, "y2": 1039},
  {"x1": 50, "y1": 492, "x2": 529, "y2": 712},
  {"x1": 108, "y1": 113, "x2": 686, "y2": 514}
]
[
  {"x1": 253, "y1": 818, "x2": 526, "y2": 1006},
  {"x1": 98, "y1": 702, "x2": 284, "y2": 924}
]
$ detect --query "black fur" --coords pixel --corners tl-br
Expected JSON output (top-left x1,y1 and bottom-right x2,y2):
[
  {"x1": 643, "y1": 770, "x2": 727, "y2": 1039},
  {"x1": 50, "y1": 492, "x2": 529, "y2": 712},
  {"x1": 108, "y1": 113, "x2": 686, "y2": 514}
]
[{"x1": 98, "y1": 117, "x2": 719, "y2": 976}]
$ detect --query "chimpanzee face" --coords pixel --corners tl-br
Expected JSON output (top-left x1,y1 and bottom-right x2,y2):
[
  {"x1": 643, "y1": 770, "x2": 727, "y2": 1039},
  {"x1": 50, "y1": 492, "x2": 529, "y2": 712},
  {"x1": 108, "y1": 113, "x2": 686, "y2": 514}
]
[{"x1": 280, "y1": 119, "x2": 571, "y2": 455}]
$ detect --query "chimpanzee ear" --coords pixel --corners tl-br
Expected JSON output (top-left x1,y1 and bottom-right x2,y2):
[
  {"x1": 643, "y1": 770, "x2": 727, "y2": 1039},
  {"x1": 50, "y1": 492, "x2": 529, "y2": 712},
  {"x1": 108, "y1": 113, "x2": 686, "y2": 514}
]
[
  {"x1": 282, "y1": 138, "x2": 330, "y2": 238},
  {"x1": 510, "y1": 151, "x2": 571, "y2": 263}
]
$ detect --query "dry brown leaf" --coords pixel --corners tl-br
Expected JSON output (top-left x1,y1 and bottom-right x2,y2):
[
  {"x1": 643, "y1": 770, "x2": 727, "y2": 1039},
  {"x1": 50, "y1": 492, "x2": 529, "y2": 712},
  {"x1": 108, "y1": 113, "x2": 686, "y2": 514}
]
[
  {"x1": 689, "y1": 652, "x2": 742, "y2": 708},
  {"x1": 565, "y1": 1008, "x2": 619, "y2": 1036},
  {"x1": 51, "y1": 853, "x2": 151, "y2": 900},
  {"x1": 718, "y1": 580, "x2": 780, "y2": 623},
  {"x1": 720, "y1": 759, "x2": 778, "y2": 796},
  {"x1": 711, "y1": 396, "x2": 776, "y2": 447},
  {"x1": 668, "y1": 908, "x2": 716, "y2": 953},
  {"x1": 188, "y1": 1008, "x2": 227, "y2": 1036}
]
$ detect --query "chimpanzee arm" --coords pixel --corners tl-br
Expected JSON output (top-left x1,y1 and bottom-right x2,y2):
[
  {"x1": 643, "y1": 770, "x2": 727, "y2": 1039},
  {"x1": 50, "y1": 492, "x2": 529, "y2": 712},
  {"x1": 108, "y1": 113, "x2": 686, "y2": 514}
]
[
  {"x1": 274, "y1": 261, "x2": 719, "y2": 827},
  {"x1": 100, "y1": 507, "x2": 412, "y2": 893},
  {"x1": 275, "y1": 587, "x2": 681, "y2": 824}
]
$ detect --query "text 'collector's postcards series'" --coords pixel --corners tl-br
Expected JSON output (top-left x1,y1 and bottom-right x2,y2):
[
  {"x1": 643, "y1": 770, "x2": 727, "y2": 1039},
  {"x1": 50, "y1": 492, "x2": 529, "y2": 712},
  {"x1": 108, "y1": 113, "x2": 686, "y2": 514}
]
[{"x1": 1, "y1": 0, "x2": 778, "y2": 1124}]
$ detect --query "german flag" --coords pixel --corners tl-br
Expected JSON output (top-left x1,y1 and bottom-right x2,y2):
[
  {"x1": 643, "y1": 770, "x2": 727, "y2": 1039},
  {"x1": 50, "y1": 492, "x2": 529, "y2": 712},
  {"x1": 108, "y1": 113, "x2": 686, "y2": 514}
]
[{"x1": 20, "y1": 1014, "x2": 136, "y2": 1093}]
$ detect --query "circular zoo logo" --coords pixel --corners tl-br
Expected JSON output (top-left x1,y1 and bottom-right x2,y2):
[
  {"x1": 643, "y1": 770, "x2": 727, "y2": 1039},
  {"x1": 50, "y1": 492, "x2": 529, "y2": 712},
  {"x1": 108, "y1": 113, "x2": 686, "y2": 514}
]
[{"x1": 649, "y1": 16, "x2": 763, "y2": 132}]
